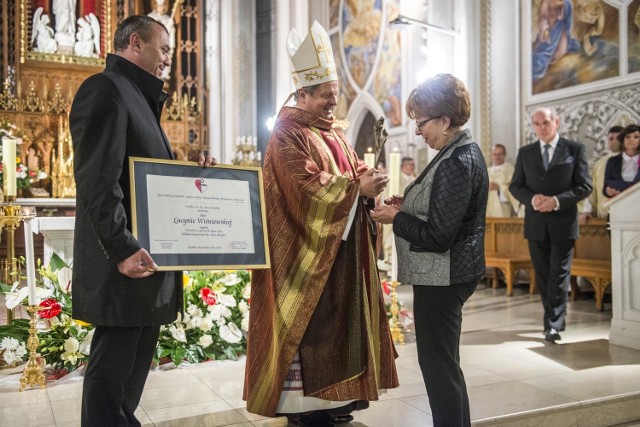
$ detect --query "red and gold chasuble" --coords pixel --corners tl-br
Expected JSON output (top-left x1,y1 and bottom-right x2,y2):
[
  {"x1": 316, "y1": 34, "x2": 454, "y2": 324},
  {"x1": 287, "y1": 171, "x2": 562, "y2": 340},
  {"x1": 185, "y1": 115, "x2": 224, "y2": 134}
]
[{"x1": 243, "y1": 107, "x2": 399, "y2": 417}]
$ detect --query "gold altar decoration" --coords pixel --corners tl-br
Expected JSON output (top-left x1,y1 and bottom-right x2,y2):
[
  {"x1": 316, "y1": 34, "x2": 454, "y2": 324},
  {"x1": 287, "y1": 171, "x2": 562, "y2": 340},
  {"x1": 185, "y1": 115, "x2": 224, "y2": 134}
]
[
  {"x1": 232, "y1": 136, "x2": 261, "y2": 167},
  {"x1": 0, "y1": 0, "x2": 210, "y2": 200},
  {"x1": 389, "y1": 281, "x2": 404, "y2": 345},
  {"x1": 51, "y1": 116, "x2": 75, "y2": 198},
  {"x1": 20, "y1": 305, "x2": 46, "y2": 391}
]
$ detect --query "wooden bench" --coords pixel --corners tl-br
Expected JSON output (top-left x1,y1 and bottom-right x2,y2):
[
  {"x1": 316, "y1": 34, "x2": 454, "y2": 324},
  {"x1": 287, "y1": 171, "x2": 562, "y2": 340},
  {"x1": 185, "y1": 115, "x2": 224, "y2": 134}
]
[
  {"x1": 485, "y1": 217, "x2": 611, "y2": 309},
  {"x1": 570, "y1": 218, "x2": 611, "y2": 311},
  {"x1": 484, "y1": 218, "x2": 536, "y2": 296}
]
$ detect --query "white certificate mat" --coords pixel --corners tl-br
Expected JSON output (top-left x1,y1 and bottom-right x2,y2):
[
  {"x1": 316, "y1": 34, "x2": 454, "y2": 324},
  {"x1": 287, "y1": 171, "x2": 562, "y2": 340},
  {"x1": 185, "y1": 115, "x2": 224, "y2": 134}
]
[
  {"x1": 146, "y1": 175, "x2": 255, "y2": 254},
  {"x1": 129, "y1": 158, "x2": 270, "y2": 270}
]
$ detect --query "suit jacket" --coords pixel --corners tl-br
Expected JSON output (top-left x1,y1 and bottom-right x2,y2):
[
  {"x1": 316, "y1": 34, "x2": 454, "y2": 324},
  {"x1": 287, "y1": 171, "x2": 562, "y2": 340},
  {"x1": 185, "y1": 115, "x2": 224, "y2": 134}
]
[
  {"x1": 70, "y1": 54, "x2": 181, "y2": 327},
  {"x1": 602, "y1": 154, "x2": 640, "y2": 196},
  {"x1": 509, "y1": 137, "x2": 592, "y2": 241},
  {"x1": 393, "y1": 129, "x2": 488, "y2": 286}
]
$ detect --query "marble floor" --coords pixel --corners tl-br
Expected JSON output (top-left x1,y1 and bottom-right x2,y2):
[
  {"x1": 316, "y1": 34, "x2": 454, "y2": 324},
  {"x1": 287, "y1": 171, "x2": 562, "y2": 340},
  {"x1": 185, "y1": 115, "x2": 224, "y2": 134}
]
[{"x1": 2, "y1": 282, "x2": 640, "y2": 427}]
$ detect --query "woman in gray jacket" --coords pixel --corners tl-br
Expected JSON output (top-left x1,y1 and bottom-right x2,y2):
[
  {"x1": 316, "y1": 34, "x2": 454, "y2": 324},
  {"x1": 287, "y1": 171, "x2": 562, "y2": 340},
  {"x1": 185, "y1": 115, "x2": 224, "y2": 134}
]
[{"x1": 371, "y1": 74, "x2": 488, "y2": 427}]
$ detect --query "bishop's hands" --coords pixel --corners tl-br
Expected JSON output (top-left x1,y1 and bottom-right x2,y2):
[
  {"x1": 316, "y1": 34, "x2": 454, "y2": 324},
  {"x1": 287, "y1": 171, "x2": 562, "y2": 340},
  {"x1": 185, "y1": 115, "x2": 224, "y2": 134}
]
[
  {"x1": 359, "y1": 168, "x2": 388, "y2": 198},
  {"x1": 370, "y1": 195, "x2": 404, "y2": 224},
  {"x1": 118, "y1": 248, "x2": 158, "y2": 279},
  {"x1": 532, "y1": 194, "x2": 558, "y2": 212}
]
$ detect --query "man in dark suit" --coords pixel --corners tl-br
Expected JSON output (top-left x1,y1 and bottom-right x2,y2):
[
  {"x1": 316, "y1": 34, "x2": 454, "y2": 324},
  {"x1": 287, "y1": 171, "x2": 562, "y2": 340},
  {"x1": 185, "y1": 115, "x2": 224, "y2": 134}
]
[
  {"x1": 70, "y1": 15, "x2": 214, "y2": 426},
  {"x1": 509, "y1": 107, "x2": 592, "y2": 343}
]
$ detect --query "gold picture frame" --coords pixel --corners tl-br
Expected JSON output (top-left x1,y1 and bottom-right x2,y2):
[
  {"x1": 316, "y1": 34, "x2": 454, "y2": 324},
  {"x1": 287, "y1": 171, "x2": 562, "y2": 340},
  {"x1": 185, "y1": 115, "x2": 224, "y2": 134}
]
[{"x1": 20, "y1": 0, "x2": 111, "y2": 67}]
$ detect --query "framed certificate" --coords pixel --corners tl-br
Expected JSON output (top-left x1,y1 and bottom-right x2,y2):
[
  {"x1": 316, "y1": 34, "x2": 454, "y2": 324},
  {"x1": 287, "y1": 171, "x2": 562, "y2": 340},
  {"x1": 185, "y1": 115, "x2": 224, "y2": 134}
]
[{"x1": 129, "y1": 157, "x2": 270, "y2": 270}]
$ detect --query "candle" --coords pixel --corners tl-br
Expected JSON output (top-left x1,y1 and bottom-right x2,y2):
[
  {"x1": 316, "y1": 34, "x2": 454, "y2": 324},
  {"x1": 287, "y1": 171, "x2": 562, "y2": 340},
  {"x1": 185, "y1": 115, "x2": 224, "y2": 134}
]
[
  {"x1": 2, "y1": 137, "x2": 17, "y2": 197},
  {"x1": 391, "y1": 235, "x2": 398, "y2": 282},
  {"x1": 388, "y1": 150, "x2": 400, "y2": 196},
  {"x1": 23, "y1": 219, "x2": 37, "y2": 305},
  {"x1": 364, "y1": 147, "x2": 375, "y2": 169},
  {"x1": 257, "y1": 151, "x2": 262, "y2": 162}
]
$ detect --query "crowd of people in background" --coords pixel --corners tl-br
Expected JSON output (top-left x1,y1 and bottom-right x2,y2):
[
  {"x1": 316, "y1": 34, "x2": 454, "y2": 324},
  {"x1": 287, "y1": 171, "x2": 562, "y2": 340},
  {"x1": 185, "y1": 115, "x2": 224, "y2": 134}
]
[{"x1": 487, "y1": 123, "x2": 640, "y2": 221}]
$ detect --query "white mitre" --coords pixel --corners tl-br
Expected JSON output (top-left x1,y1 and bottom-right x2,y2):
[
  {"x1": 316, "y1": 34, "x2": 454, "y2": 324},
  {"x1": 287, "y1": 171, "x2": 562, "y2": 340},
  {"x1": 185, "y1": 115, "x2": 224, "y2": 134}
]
[{"x1": 287, "y1": 21, "x2": 337, "y2": 89}]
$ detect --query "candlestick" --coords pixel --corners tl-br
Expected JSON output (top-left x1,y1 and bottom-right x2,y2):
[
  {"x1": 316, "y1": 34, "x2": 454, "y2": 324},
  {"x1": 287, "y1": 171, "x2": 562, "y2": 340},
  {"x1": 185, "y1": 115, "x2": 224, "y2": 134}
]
[
  {"x1": 2, "y1": 137, "x2": 17, "y2": 197},
  {"x1": 19, "y1": 306, "x2": 46, "y2": 391},
  {"x1": 364, "y1": 147, "x2": 375, "y2": 169},
  {"x1": 388, "y1": 150, "x2": 400, "y2": 196},
  {"x1": 23, "y1": 218, "x2": 37, "y2": 306},
  {"x1": 389, "y1": 280, "x2": 404, "y2": 345}
]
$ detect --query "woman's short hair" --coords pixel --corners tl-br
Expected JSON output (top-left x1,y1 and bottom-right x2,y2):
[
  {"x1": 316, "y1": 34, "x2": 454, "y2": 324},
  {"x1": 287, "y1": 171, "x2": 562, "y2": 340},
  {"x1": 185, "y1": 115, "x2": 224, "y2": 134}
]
[
  {"x1": 113, "y1": 15, "x2": 167, "y2": 52},
  {"x1": 617, "y1": 124, "x2": 640, "y2": 145},
  {"x1": 405, "y1": 74, "x2": 471, "y2": 127}
]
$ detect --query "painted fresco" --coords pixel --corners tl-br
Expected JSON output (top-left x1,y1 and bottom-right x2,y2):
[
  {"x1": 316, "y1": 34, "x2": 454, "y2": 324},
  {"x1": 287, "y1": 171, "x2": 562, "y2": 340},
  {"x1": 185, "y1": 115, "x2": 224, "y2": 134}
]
[
  {"x1": 629, "y1": 0, "x2": 640, "y2": 74},
  {"x1": 368, "y1": 2, "x2": 403, "y2": 127},
  {"x1": 531, "y1": 0, "x2": 620, "y2": 95},
  {"x1": 341, "y1": 0, "x2": 383, "y2": 89},
  {"x1": 331, "y1": 32, "x2": 358, "y2": 119}
]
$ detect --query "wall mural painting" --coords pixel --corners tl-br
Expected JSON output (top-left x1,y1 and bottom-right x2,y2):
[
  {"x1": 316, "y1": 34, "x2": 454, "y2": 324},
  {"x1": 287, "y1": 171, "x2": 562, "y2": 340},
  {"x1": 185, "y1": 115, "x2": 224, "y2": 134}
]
[
  {"x1": 330, "y1": 0, "x2": 340, "y2": 28},
  {"x1": 341, "y1": 0, "x2": 382, "y2": 89},
  {"x1": 369, "y1": 1, "x2": 403, "y2": 127},
  {"x1": 531, "y1": 0, "x2": 620, "y2": 95},
  {"x1": 331, "y1": 32, "x2": 357, "y2": 119},
  {"x1": 629, "y1": 0, "x2": 640, "y2": 74}
]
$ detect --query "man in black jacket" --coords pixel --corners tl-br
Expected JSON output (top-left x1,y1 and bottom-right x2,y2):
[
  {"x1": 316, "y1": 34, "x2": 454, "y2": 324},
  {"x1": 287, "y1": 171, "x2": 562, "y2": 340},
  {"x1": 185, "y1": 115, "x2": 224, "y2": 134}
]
[
  {"x1": 510, "y1": 107, "x2": 592, "y2": 343},
  {"x1": 70, "y1": 15, "x2": 214, "y2": 426}
]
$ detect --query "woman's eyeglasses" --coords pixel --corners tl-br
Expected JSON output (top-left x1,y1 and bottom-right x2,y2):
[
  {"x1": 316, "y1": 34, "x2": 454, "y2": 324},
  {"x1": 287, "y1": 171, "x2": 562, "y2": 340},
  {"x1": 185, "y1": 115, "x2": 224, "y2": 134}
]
[{"x1": 416, "y1": 116, "x2": 442, "y2": 131}]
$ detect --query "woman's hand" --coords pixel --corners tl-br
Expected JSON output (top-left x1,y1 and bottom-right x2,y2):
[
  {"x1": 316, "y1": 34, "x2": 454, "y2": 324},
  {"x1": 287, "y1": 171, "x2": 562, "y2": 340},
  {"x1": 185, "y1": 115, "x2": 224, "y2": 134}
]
[
  {"x1": 605, "y1": 186, "x2": 620, "y2": 197},
  {"x1": 384, "y1": 195, "x2": 404, "y2": 209},
  {"x1": 370, "y1": 203, "x2": 399, "y2": 224}
]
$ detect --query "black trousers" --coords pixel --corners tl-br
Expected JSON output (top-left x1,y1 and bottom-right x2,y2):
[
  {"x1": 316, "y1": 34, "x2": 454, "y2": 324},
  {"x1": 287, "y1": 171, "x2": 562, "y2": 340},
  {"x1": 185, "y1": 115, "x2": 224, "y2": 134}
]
[
  {"x1": 527, "y1": 238, "x2": 574, "y2": 331},
  {"x1": 81, "y1": 325, "x2": 160, "y2": 427},
  {"x1": 413, "y1": 281, "x2": 477, "y2": 427}
]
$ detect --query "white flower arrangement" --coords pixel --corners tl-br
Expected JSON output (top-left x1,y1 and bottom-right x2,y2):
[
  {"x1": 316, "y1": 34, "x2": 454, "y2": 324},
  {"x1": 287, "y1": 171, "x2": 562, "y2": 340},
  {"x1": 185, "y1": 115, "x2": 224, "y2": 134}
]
[{"x1": 0, "y1": 337, "x2": 27, "y2": 366}]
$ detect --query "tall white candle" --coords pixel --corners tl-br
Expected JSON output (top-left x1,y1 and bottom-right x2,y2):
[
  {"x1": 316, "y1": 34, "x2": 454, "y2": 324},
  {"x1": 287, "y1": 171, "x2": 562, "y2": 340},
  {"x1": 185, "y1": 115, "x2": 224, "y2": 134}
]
[
  {"x1": 388, "y1": 150, "x2": 400, "y2": 196},
  {"x1": 257, "y1": 151, "x2": 262, "y2": 162},
  {"x1": 364, "y1": 147, "x2": 375, "y2": 169},
  {"x1": 2, "y1": 137, "x2": 17, "y2": 197},
  {"x1": 23, "y1": 219, "x2": 37, "y2": 305}
]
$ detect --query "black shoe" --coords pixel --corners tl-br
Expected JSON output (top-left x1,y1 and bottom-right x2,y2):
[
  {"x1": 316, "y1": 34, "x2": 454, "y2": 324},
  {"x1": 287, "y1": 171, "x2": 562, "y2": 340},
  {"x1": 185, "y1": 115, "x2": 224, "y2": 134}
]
[
  {"x1": 329, "y1": 414, "x2": 354, "y2": 424},
  {"x1": 544, "y1": 328, "x2": 561, "y2": 342},
  {"x1": 285, "y1": 410, "x2": 335, "y2": 426}
]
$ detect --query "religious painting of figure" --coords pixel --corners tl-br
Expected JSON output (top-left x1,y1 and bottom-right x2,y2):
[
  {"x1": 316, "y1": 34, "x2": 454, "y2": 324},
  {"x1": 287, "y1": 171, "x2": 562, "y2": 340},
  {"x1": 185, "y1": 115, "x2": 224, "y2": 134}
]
[
  {"x1": 629, "y1": 0, "x2": 640, "y2": 74},
  {"x1": 341, "y1": 0, "x2": 383, "y2": 89},
  {"x1": 330, "y1": 33, "x2": 357, "y2": 119},
  {"x1": 330, "y1": 0, "x2": 340, "y2": 28},
  {"x1": 369, "y1": 1, "x2": 402, "y2": 127},
  {"x1": 531, "y1": 0, "x2": 620, "y2": 95}
]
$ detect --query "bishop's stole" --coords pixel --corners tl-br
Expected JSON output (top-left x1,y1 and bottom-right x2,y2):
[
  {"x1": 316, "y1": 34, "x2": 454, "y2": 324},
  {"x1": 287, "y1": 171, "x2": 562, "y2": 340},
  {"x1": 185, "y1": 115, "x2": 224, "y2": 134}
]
[{"x1": 243, "y1": 107, "x2": 399, "y2": 416}]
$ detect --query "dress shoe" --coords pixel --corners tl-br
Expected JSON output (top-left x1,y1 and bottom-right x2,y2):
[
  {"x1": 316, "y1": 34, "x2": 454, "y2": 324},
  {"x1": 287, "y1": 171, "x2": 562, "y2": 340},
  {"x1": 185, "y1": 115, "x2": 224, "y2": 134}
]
[
  {"x1": 544, "y1": 328, "x2": 561, "y2": 342},
  {"x1": 329, "y1": 414, "x2": 354, "y2": 424}
]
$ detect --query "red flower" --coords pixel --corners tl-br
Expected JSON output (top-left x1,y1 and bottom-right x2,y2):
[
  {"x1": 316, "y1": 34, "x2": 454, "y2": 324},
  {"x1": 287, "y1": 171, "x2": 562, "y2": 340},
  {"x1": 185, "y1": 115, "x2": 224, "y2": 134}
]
[
  {"x1": 39, "y1": 298, "x2": 62, "y2": 319},
  {"x1": 381, "y1": 280, "x2": 390, "y2": 295},
  {"x1": 200, "y1": 288, "x2": 217, "y2": 305}
]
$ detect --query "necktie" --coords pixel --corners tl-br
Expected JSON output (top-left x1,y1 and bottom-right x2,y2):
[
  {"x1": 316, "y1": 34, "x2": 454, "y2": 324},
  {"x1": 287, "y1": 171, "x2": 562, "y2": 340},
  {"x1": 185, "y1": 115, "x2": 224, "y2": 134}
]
[{"x1": 543, "y1": 144, "x2": 550, "y2": 171}]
